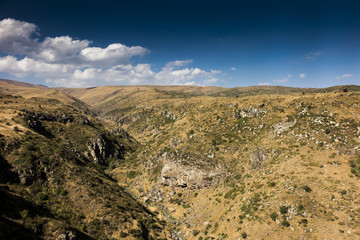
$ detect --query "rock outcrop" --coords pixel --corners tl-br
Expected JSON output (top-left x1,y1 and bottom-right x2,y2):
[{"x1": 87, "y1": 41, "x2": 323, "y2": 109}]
[
  {"x1": 272, "y1": 120, "x2": 296, "y2": 135},
  {"x1": 249, "y1": 147, "x2": 266, "y2": 170},
  {"x1": 86, "y1": 138, "x2": 107, "y2": 165},
  {"x1": 158, "y1": 153, "x2": 221, "y2": 189},
  {"x1": 232, "y1": 106, "x2": 268, "y2": 119}
]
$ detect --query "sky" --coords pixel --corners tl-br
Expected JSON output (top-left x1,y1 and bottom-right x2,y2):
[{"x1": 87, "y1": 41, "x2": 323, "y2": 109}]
[{"x1": 0, "y1": 0, "x2": 359, "y2": 88}]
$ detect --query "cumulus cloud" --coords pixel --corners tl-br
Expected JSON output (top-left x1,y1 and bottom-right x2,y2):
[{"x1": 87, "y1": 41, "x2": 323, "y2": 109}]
[
  {"x1": 37, "y1": 36, "x2": 90, "y2": 63},
  {"x1": 304, "y1": 51, "x2": 322, "y2": 61},
  {"x1": 80, "y1": 43, "x2": 149, "y2": 66},
  {"x1": 0, "y1": 18, "x2": 39, "y2": 54},
  {"x1": 336, "y1": 74, "x2": 353, "y2": 79},
  {"x1": 230, "y1": 67, "x2": 237, "y2": 71},
  {"x1": 0, "y1": 56, "x2": 71, "y2": 78},
  {"x1": 299, "y1": 73, "x2": 306, "y2": 78},
  {"x1": 0, "y1": 18, "x2": 221, "y2": 87}
]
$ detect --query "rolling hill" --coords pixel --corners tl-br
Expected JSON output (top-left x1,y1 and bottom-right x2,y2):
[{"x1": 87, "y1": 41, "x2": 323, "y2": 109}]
[{"x1": 1, "y1": 78, "x2": 360, "y2": 239}]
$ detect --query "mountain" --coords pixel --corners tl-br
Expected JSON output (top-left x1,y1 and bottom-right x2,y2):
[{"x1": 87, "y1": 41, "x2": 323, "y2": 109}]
[{"x1": 1, "y1": 78, "x2": 360, "y2": 239}]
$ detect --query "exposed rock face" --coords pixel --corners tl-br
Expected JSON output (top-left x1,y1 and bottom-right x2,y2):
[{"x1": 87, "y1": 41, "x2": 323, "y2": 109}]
[
  {"x1": 272, "y1": 120, "x2": 296, "y2": 135},
  {"x1": 232, "y1": 107, "x2": 268, "y2": 119},
  {"x1": 249, "y1": 148, "x2": 266, "y2": 170},
  {"x1": 87, "y1": 138, "x2": 107, "y2": 165},
  {"x1": 161, "y1": 110, "x2": 178, "y2": 120},
  {"x1": 146, "y1": 187, "x2": 164, "y2": 202},
  {"x1": 158, "y1": 154, "x2": 221, "y2": 189},
  {"x1": 84, "y1": 132, "x2": 132, "y2": 165}
]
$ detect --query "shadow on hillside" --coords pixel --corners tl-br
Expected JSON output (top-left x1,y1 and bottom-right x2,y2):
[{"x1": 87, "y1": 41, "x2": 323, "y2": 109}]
[{"x1": 0, "y1": 155, "x2": 19, "y2": 184}]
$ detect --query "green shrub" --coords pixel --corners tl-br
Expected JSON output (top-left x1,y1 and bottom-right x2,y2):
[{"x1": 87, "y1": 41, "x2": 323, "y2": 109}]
[
  {"x1": 182, "y1": 203, "x2": 191, "y2": 209},
  {"x1": 268, "y1": 181, "x2": 276, "y2": 187},
  {"x1": 127, "y1": 171, "x2": 137, "y2": 179},
  {"x1": 36, "y1": 192, "x2": 47, "y2": 201},
  {"x1": 281, "y1": 219, "x2": 290, "y2": 227},
  {"x1": 20, "y1": 209, "x2": 29, "y2": 219},
  {"x1": 270, "y1": 212, "x2": 278, "y2": 221},
  {"x1": 279, "y1": 206, "x2": 289, "y2": 214}
]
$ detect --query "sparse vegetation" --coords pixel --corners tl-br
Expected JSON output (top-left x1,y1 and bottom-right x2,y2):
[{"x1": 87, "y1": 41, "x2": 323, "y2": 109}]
[{"x1": 1, "y1": 79, "x2": 360, "y2": 240}]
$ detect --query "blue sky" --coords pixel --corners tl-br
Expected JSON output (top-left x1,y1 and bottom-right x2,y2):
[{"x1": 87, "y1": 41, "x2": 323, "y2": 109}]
[{"x1": 0, "y1": 0, "x2": 359, "y2": 87}]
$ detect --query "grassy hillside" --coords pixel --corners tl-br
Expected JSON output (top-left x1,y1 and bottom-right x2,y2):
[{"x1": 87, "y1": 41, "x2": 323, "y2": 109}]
[
  {"x1": 64, "y1": 84, "x2": 360, "y2": 240},
  {"x1": 2, "y1": 79, "x2": 360, "y2": 239},
  {"x1": 0, "y1": 81, "x2": 169, "y2": 240}
]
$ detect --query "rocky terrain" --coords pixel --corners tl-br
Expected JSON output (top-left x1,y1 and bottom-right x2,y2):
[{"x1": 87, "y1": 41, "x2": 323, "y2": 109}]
[
  {"x1": 1, "y1": 79, "x2": 360, "y2": 239},
  {"x1": 0, "y1": 79, "x2": 169, "y2": 240}
]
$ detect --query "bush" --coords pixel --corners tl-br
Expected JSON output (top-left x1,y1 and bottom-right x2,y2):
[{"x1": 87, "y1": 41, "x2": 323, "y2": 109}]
[
  {"x1": 270, "y1": 212, "x2": 278, "y2": 221},
  {"x1": 281, "y1": 219, "x2": 290, "y2": 227},
  {"x1": 36, "y1": 192, "x2": 47, "y2": 201},
  {"x1": 241, "y1": 232, "x2": 248, "y2": 238},
  {"x1": 20, "y1": 209, "x2": 29, "y2": 219},
  {"x1": 182, "y1": 203, "x2": 191, "y2": 209},
  {"x1": 301, "y1": 219, "x2": 308, "y2": 224},
  {"x1": 268, "y1": 181, "x2": 276, "y2": 187},
  {"x1": 127, "y1": 171, "x2": 137, "y2": 179},
  {"x1": 279, "y1": 206, "x2": 289, "y2": 214}
]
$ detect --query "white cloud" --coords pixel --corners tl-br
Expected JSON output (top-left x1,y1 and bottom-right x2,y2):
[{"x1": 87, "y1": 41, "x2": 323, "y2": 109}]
[
  {"x1": 287, "y1": 74, "x2": 292, "y2": 78},
  {"x1": 230, "y1": 67, "x2": 237, "y2": 71},
  {"x1": 0, "y1": 18, "x2": 221, "y2": 87},
  {"x1": 336, "y1": 74, "x2": 353, "y2": 79},
  {"x1": 0, "y1": 18, "x2": 148, "y2": 67},
  {"x1": 0, "y1": 56, "x2": 70, "y2": 78},
  {"x1": 0, "y1": 18, "x2": 38, "y2": 55},
  {"x1": 258, "y1": 82, "x2": 270, "y2": 86},
  {"x1": 304, "y1": 51, "x2": 322, "y2": 61},
  {"x1": 273, "y1": 78, "x2": 288, "y2": 83},
  {"x1": 299, "y1": 73, "x2": 306, "y2": 78},
  {"x1": 36, "y1": 36, "x2": 90, "y2": 63},
  {"x1": 165, "y1": 59, "x2": 193, "y2": 68},
  {"x1": 80, "y1": 43, "x2": 149, "y2": 66}
]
